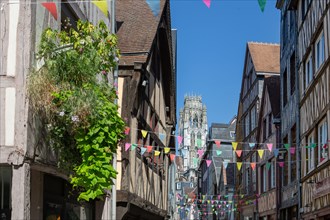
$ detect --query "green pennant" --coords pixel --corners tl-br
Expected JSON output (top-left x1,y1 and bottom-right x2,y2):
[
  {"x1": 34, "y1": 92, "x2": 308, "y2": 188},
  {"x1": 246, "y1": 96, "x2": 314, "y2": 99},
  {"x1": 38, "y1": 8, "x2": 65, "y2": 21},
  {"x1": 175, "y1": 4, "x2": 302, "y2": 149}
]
[
  {"x1": 310, "y1": 143, "x2": 316, "y2": 148},
  {"x1": 216, "y1": 150, "x2": 222, "y2": 156},
  {"x1": 284, "y1": 143, "x2": 290, "y2": 150},
  {"x1": 131, "y1": 143, "x2": 137, "y2": 150},
  {"x1": 258, "y1": 0, "x2": 266, "y2": 12},
  {"x1": 266, "y1": 162, "x2": 271, "y2": 170}
]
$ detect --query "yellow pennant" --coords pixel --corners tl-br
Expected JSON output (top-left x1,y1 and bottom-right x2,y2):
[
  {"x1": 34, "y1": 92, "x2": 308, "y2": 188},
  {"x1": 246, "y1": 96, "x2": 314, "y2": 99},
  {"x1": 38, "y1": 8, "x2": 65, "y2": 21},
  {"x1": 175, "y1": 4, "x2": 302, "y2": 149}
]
[
  {"x1": 154, "y1": 150, "x2": 160, "y2": 156},
  {"x1": 164, "y1": 147, "x2": 170, "y2": 154},
  {"x1": 232, "y1": 142, "x2": 238, "y2": 151},
  {"x1": 91, "y1": 0, "x2": 108, "y2": 17},
  {"x1": 141, "y1": 130, "x2": 148, "y2": 138},
  {"x1": 237, "y1": 162, "x2": 242, "y2": 171},
  {"x1": 258, "y1": 149, "x2": 264, "y2": 159}
]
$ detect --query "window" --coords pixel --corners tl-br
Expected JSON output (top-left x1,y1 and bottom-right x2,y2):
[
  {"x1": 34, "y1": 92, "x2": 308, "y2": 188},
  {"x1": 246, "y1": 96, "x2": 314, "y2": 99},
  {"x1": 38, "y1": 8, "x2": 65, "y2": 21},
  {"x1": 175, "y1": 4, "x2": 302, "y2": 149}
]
[
  {"x1": 283, "y1": 136, "x2": 289, "y2": 187},
  {"x1": 315, "y1": 32, "x2": 325, "y2": 71},
  {"x1": 252, "y1": 153, "x2": 257, "y2": 192},
  {"x1": 250, "y1": 105, "x2": 256, "y2": 131},
  {"x1": 304, "y1": 54, "x2": 313, "y2": 90},
  {"x1": 283, "y1": 69, "x2": 288, "y2": 106},
  {"x1": 302, "y1": 0, "x2": 311, "y2": 18},
  {"x1": 291, "y1": 126, "x2": 297, "y2": 182},
  {"x1": 271, "y1": 160, "x2": 276, "y2": 188},
  {"x1": 230, "y1": 131, "x2": 236, "y2": 139},
  {"x1": 263, "y1": 118, "x2": 267, "y2": 141},
  {"x1": 0, "y1": 167, "x2": 12, "y2": 219},
  {"x1": 245, "y1": 114, "x2": 250, "y2": 137},
  {"x1": 290, "y1": 52, "x2": 296, "y2": 95},
  {"x1": 306, "y1": 133, "x2": 315, "y2": 173},
  {"x1": 268, "y1": 114, "x2": 272, "y2": 137},
  {"x1": 245, "y1": 166, "x2": 250, "y2": 194},
  {"x1": 318, "y1": 118, "x2": 328, "y2": 164},
  {"x1": 262, "y1": 165, "x2": 268, "y2": 192}
]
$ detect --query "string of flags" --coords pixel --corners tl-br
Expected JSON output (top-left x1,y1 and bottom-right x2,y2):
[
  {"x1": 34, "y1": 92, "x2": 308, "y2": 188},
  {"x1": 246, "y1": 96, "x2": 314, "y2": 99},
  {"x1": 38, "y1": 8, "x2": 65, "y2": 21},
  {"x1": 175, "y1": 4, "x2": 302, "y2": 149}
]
[{"x1": 202, "y1": 0, "x2": 267, "y2": 12}]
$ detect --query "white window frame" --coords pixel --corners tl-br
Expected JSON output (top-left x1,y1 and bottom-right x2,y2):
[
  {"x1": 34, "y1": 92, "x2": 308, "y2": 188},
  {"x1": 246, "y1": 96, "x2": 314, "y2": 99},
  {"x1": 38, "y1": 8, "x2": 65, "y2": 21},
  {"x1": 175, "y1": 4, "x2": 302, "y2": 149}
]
[
  {"x1": 315, "y1": 31, "x2": 325, "y2": 72},
  {"x1": 318, "y1": 118, "x2": 328, "y2": 165},
  {"x1": 307, "y1": 133, "x2": 315, "y2": 173},
  {"x1": 305, "y1": 53, "x2": 313, "y2": 90}
]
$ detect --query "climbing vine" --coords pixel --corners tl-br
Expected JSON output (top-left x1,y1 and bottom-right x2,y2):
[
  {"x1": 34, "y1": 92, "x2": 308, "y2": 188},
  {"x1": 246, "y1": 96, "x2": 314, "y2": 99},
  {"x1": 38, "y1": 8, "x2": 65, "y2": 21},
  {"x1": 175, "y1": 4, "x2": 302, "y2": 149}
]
[{"x1": 28, "y1": 20, "x2": 125, "y2": 201}]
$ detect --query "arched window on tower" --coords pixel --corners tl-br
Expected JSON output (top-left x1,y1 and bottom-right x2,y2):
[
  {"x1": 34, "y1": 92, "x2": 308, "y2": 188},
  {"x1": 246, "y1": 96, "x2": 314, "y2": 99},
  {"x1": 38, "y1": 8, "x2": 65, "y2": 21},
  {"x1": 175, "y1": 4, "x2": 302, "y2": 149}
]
[
  {"x1": 191, "y1": 133, "x2": 195, "y2": 148},
  {"x1": 193, "y1": 114, "x2": 198, "y2": 128},
  {"x1": 197, "y1": 132, "x2": 202, "y2": 148}
]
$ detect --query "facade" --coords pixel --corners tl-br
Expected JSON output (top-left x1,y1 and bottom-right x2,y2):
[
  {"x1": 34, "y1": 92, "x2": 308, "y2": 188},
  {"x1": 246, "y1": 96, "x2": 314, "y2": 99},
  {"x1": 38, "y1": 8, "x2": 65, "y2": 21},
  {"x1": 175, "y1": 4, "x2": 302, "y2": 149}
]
[
  {"x1": 255, "y1": 76, "x2": 281, "y2": 220},
  {"x1": 0, "y1": 1, "x2": 113, "y2": 219},
  {"x1": 116, "y1": 0, "x2": 176, "y2": 219},
  {"x1": 176, "y1": 95, "x2": 208, "y2": 219},
  {"x1": 235, "y1": 42, "x2": 280, "y2": 220},
  {"x1": 296, "y1": 1, "x2": 330, "y2": 219}
]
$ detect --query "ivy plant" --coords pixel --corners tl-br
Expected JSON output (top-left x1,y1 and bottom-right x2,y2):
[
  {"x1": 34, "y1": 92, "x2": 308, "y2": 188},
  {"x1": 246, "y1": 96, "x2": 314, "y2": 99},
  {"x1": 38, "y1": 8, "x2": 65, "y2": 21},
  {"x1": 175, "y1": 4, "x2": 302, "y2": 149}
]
[{"x1": 28, "y1": 20, "x2": 125, "y2": 201}]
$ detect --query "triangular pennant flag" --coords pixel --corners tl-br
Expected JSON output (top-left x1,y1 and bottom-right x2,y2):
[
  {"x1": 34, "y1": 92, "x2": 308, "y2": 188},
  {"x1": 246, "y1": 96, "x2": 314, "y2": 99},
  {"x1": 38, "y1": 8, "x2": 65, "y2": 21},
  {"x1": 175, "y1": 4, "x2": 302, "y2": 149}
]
[
  {"x1": 216, "y1": 150, "x2": 222, "y2": 156},
  {"x1": 274, "y1": 149, "x2": 279, "y2": 157},
  {"x1": 258, "y1": 150, "x2": 264, "y2": 159},
  {"x1": 284, "y1": 143, "x2": 290, "y2": 150},
  {"x1": 249, "y1": 143, "x2": 255, "y2": 148},
  {"x1": 141, "y1": 130, "x2": 148, "y2": 138},
  {"x1": 310, "y1": 143, "x2": 316, "y2": 148},
  {"x1": 278, "y1": 161, "x2": 284, "y2": 167},
  {"x1": 267, "y1": 143, "x2": 273, "y2": 152},
  {"x1": 250, "y1": 162, "x2": 256, "y2": 171},
  {"x1": 232, "y1": 142, "x2": 238, "y2": 151},
  {"x1": 164, "y1": 147, "x2": 170, "y2": 154},
  {"x1": 266, "y1": 162, "x2": 271, "y2": 170},
  {"x1": 177, "y1": 136, "x2": 183, "y2": 144},
  {"x1": 290, "y1": 147, "x2": 296, "y2": 154},
  {"x1": 41, "y1": 2, "x2": 58, "y2": 20},
  {"x1": 203, "y1": 0, "x2": 211, "y2": 8},
  {"x1": 215, "y1": 140, "x2": 221, "y2": 147},
  {"x1": 141, "y1": 147, "x2": 147, "y2": 155},
  {"x1": 170, "y1": 153, "x2": 175, "y2": 162},
  {"x1": 237, "y1": 162, "x2": 242, "y2": 171},
  {"x1": 206, "y1": 160, "x2": 212, "y2": 167},
  {"x1": 154, "y1": 150, "x2": 160, "y2": 156},
  {"x1": 159, "y1": 133, "x2": 166, "y2": 141},
  {"x1": 147, "y1": 145, "x2": 153, "y2": 153},
  {"x1": 146, "y1": 0, "x2": 160, "y2": 16},
  {"x1": 131, "y1": 144, "x2": 137, "y2": 151},
  {"x1": 197, "y1": 149, "x2": 204, "y2": 158},
  {"x1": 235, "y1": 150, "x2": 242, "y2": 157},
  {"x1": 223, "y1": 161, "x2": 228, "y2": 169},
  {"x1": 258, "y1": 0, "x2": 266, "y2": 12},
  {"x1": 125, "y1": 143, "x2": 131, "y2": 151},
  {"x1": 124, "y1": 127, "x2": 130, "y2": 135},
  {"x1": 91, "y1": 0, "x2": 108, "y2": 17}
]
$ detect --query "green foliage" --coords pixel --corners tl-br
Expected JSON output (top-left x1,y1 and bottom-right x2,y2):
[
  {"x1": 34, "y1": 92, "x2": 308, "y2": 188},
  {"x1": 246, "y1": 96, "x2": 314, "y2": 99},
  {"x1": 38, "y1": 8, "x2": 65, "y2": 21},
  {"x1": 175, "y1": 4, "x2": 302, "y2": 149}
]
[{"x1": 28, "y1": 20, "x2": 125, "y2": 201}]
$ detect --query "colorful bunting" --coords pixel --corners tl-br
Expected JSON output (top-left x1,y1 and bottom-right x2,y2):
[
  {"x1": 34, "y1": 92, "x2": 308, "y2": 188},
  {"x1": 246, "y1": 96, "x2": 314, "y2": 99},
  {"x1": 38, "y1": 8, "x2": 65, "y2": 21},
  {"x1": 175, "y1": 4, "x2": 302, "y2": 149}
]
[
  {"x1": 159, "y1": 133, "x2": 166, "y2": 141},
  {"x1": 141, "y1": 130, "x2": 148, "y2": 138},
  {"x1": 215, "y1": 140, "x2": 221, "y2": 147},
  {"x1": 258, "y1": 0, "x2": 266, "y2": 12},
  {"x1": 197, "y1": 149, "x2": 204, "y2": 158},
  {"x1": 154, "y1": 150, "x2": 160, "y2": 156},
  {"x1": 257, "y1": 149, "x2": 264, "y2": 159},
  {"x1": 267, "y1": 143, "x2": 273, "y2": 152},
  {"x1": 177, "y1": 135, "x2": 183, "y2": 144},
  {"x1": 203, "y1": 0, "x2": 211, "y2": 8},
  {"x1": 237, "y1": 162, "x2": 242, "y2": 171},
  {"x1": 232, "y1": 142, "x2": 238, "y2": 151},
  {"x1": 250, "y1": 162, "x2": 256, "y2": 171},
  {"x1": 216, "y1": 150, "x2": 222, "y2": 156},
  {"x1": 223, "y1": 161, "x2": 228, "y2": 169},
  {"x1": 41, "y1": 2, "x2": 58, "y2": 20},
  {"x1": 124, "y1": 127, "x2": 130, "y2": 135},
  {"x1": 290, "y1": 147, "x2": 296, "y2": 154},
  {"x1": 141, "y1": 147, "x2": 147, "y2": 155},
  {"x1": 206, "y1": 160, "x2": 212, "y2": 167},
  {"x1": 266, "y1": 162, "x2": 271, "y2": 170},
  {"x1": 236, "y1": 150, "x2": 242, "y2": 157},
  {"x1": 146, "y1": 0, "x2": 160, "y2": 16},
  {"x1": 170, "y1": 153, "x2": 175, "y2": 162},
  {"x1": 284, "y1": 143, "x2": 290, "y2": 150},
  {"x1": 91, "y1": 0, "x2": 108, "y2": 17},
  {"x1": 249, "y1": 143, "x2": 256, "y2": 148},
  {"x1": 147, "y1": 145, "x2": 153, "y2": 153},
  {"x1": 279, "y1": 161, "x2": 284, "y2": 167},
  {"x1": 164, "y1": 147, "x2": 170, "y2": 154},
  {"x1": 125, "y1": 143, "x2": 131, "y2": 151},
  {"x1": 131, "y1": 144, "x2": 137, "y2": 151},
  {"x1": 274, "y1": 149, "x2": 279, "y2": 157}
]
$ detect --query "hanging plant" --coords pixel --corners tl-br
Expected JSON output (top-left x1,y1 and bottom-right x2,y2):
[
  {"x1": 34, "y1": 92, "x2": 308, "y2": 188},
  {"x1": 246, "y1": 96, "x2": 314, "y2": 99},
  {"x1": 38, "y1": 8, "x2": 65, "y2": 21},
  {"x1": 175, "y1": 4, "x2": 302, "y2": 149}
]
[{"x1": 28, "y1": 20, "x2": 125, "y2": 201}]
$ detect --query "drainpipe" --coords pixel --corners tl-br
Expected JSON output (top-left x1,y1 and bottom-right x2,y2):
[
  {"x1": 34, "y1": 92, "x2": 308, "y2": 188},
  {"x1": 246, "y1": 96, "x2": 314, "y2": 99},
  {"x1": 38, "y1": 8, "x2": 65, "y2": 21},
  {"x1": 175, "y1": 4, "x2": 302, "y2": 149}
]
[{"x1": 111, "y1": 0, "x2": 117, "y2": 219}]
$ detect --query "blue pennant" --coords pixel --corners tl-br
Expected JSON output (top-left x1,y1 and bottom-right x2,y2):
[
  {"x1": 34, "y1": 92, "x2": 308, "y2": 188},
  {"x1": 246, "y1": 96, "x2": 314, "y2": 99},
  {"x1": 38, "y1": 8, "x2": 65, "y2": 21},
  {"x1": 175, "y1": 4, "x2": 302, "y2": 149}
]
[{"x1": 146, "y1": 0, "x2": 160, "y2": 17}]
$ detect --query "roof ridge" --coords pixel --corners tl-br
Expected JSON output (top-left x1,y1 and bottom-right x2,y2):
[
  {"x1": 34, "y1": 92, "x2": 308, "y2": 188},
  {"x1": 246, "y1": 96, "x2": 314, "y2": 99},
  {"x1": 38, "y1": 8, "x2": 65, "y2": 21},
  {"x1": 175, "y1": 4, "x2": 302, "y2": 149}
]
[{"x1": 248, "y1": 41, "x2": 280, "y2": 46}]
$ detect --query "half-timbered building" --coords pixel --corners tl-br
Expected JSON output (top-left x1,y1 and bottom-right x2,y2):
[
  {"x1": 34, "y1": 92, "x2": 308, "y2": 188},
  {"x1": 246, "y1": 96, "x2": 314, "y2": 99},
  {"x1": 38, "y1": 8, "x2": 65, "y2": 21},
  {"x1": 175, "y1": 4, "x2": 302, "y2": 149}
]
[
  {"x1": 235, "y1": 42, "x2": 280, "y2": 220},
  {"x1": 296, "y1": 0, "x2": 330, "y2": 219},
  {"x1": 255, "y1": 76, "x2": 281, "y2": 220},
  {"x1": 116, "y1": 0, "x2": 177, "y2": 219}
]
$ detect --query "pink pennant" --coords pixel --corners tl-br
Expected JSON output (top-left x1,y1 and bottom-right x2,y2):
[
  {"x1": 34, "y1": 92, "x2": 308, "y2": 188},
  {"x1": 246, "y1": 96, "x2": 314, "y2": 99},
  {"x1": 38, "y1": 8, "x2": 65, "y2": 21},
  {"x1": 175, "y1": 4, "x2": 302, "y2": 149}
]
[
  {"x1": 267, "y1": 143, "x2": 273, "y2": 152},
  {"x1": 215, "y1": 140, "x2": 221, "y2": 147},
  {"x1": 279, "y1": 162, "x2": 284, "y2": 167},
  {"x1": 197, "y1": 149, "x2": 204, "y2": 158},
  {"x1": 124, "y1": 127, "x2": 130, "y2": 135},
  {"x1": 206, "y1": 160, "x2": 212, "y2": 167},
  {"x1": 41, "y1": 2, "x2": 58, "y2": 20},
  {"x1": 170, "y1": 153, "x2": 175, "y2": 162},
  {"x1": 236, "y1": 150, "x2": 242, "y2": 157},
  {"x1": 290, "y1": 147, "x2": 296, "y2": 154},
  {"x1": 177, "y1": 136, "x2": 183, "y2": 144},
  {"x1": 125, "y1": 143, "x2": 131, "y2": 151},
  {"x1": 203, "y1": 0, "x2": 211, "y2": 8},
  {"x1": 147, "y1": 145, "x2": 153, "y2": 153}
]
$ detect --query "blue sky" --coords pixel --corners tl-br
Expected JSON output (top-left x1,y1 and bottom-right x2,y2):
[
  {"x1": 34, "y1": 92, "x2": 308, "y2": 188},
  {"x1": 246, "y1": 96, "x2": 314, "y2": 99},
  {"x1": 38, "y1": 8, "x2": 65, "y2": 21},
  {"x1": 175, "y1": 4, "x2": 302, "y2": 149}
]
[{"x1": 170, "y1": 0, "x2": 280, "y2": 127}]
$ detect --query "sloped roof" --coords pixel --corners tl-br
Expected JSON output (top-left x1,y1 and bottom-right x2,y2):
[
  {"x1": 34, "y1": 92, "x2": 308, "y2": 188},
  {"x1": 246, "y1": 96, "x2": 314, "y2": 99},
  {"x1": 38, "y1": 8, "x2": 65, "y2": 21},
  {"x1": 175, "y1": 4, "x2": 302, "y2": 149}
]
[
  {"x1": 247, "y1": 42, "x2": 280, "y2": 73},
  {"x1": 264, "y1": 76, "x2": 281, "y2": 117},
  {"x1": 116, "y1": 0, "x2": 166, "y2": 66}
]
